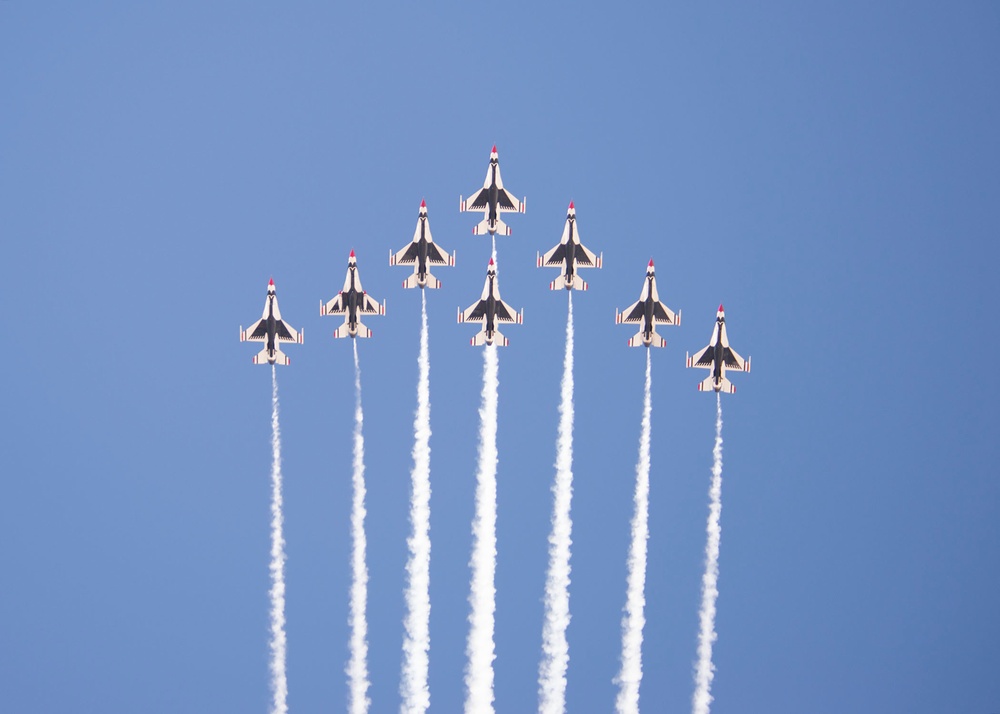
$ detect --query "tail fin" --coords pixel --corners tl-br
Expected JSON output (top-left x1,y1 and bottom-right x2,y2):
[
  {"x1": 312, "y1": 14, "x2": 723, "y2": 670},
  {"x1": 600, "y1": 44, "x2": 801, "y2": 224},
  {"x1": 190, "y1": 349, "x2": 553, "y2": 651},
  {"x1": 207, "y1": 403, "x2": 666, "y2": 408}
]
[
  {"x1": 697, "y1": 376, "x2": 734, "y2": 393},
  {"x1": 549, "y1": 274, "x2": 587, "y2": 291},
  {"x1": 403, "y1": 272, "x2": 441, "y2": 289},
  {"x1": 627, "y1": 330, "x2": 666, "y2": 348},
  {"x1": 252, "y1": 347, "x2": 290, "y2": 365},
  {"x1": 471, "y1": 328, "x2": 507, "y2": 347}
]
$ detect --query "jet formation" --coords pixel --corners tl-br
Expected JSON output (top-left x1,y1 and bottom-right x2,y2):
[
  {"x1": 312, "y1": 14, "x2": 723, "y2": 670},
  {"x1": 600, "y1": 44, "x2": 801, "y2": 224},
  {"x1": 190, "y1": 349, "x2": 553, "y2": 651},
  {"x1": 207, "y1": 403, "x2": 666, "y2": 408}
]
[
  {"x1": 240, "y1": 278, "x2": 303, "y2": 365},
  {"x1": 240, "y1": 144, "x2": 751, "y2": 391}
]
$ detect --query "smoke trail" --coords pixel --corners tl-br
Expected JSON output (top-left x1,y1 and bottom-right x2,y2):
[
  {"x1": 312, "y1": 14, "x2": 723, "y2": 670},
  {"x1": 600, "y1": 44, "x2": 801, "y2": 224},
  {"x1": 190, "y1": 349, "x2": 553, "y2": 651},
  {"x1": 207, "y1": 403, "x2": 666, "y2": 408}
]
[
  {"x1": 269, "y1": 366, "x2": 289, "y2": 714},
  {"x1": 401, "y1": 291, "x2": 432, "y2": 714},
  {"x1": 539, "y1": 292, "x2": 575, "y2": 714},
  {"x1": 348, "y1": 341, "x2": 371, "y2": 714},
  {"x1": 614, "y1": 349, "x2": 652, "y2": 714},
  {"x1": 692, "y1": 394, "x2": 724, "y2": 714},
  {"x1": 465, "y1": 344, "x2": 500, "y2": 713}
]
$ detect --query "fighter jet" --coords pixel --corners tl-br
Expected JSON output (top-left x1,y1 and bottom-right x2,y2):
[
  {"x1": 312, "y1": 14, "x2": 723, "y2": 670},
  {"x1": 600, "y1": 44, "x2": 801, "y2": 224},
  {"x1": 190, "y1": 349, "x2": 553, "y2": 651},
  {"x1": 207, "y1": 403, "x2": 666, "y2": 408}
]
[
  {"x1": 389, "y1": 199, "x2": 456, "y2": 288},
  {"x1": 457, "y1": 257, "x2": 523, "y2": 346},
  {"x1": 320, "y1": 250, "x2": 386, "y2": 338},
  {"x1": 537, "y1": 201, "x2": 602, "y2": 290},
  {"x1": 240, "y1": 278, "x2": 303, "y2": 365},
  {"x1": 459, "y1": 145, "x2": 525, "y2": 236},
  {"x1": 686, "y1": 304, "x2": 751, "y2": 393},
  {"x1": 615, "y1": 259, "x2": 681, "y2": 347}
]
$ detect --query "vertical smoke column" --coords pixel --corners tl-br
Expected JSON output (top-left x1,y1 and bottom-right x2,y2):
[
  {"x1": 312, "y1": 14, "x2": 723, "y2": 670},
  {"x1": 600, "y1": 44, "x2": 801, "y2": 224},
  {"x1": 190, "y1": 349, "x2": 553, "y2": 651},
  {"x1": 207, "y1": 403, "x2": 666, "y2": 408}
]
[
  {"x1": 348, "y1": 341, "x2": 371, "y2": 714},
  {"x1": 692, "y1": 394, "x2": 724, "y2": 714},
  {"x1": 402, "y1": 291, "x2": 433, "y2": 714},
  {"x1": 465, "y1": 341, "x2": 500, "y2": 713},
  {"x1": 614, "y1": 349, "x2": 652, "y2": 714},
  {"x1": 538, "y1": 292, "x2": 575, "y2": 714},
  {"x1": 269, "y1": 365, "x2": 289, "y2": 714}
]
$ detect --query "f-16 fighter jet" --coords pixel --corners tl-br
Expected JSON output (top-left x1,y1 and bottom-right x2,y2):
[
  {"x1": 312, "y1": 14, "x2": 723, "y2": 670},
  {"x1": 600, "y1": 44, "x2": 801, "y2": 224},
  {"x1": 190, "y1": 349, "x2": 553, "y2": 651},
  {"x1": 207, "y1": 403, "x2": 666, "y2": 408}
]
[
  {"x1": 686, "y1": 304, "x2": 751, "y2": 393},
  {"x1": 389, "y1": 199, "x2": 456, "y2": 288},
  {"x1": 320, "y1": 250, "x2": 386, "y2": 338},
  {"x1": 459, "y1": 145, "x2": 525, "y2": 236},
  {"x1": 615, "y1": 259, "x2": 681, "y2": 347},
  {"x1": 537, "y1": 201, "x2": 603, "y2": 290},
  {"x1": 457, "y1": 257, "x2": 523, "y2": 346},
  {"x1": 240, "y1": 278, "x2": 303, "y2": 365}
]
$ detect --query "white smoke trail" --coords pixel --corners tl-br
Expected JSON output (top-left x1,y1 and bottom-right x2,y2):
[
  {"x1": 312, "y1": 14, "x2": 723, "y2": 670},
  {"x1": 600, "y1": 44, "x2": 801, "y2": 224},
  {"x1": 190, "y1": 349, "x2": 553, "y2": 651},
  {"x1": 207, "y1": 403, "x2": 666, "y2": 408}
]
[
  {"x1": 614, "y1": 349, "x2": 652, "y2": 714},
  {"x1": 465, "y1": 343, "x2": 500, "y2": 714},
  {"x1": 269, "y1": 365, "x2": 289, "y2": 714},
  {"x1": 539, "y1": 292, "x2": 575, "y2": 714},
  {"x1": 401, "y1": 291, "x2": 433, "y2": 714},
  {"x1": 348, "y1": 341, "x2": 371, "y2": 714},
  {"x1": 692, "y1": 394, "x2": 724, "y2": 714}
]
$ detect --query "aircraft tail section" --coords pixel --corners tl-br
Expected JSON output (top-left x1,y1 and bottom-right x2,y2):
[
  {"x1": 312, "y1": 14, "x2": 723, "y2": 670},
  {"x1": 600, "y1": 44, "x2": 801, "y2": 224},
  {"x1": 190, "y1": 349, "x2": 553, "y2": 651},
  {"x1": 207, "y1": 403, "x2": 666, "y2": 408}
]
[
  {"x1": 252, "y1": 347, "x2": 290, "y2": 366},
  {"x1": 627, "y1": 330, "x2": 666, "y2": 348},
  {"x1": 470, "y1": 328, "x2": 507, "y2": 347},
  {"x1": 550, "y1": 274, "x2": 587, "y2": 291},
  {"x1": 474, "y1": 217, "x2": 512, "y2": 236},
  {"x1": 403, "y1": 272, "x2": 441, "y2": 289},
  {"x1": 697, "y1": 375, "x2": 734, "y2": 393}
]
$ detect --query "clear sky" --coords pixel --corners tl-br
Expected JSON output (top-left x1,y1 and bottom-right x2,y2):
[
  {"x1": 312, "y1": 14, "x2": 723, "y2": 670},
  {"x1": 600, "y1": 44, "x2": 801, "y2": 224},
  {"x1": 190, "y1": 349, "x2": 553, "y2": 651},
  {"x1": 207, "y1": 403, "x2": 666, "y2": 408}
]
[{"x1": 2, "y1": 3, "x2": 999, "y2": 712}]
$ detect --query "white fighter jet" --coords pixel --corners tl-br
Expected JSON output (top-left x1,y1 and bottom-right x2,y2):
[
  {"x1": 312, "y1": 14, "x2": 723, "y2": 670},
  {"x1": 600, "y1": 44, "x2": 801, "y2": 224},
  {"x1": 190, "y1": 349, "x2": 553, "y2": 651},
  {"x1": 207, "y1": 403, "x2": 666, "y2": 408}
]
[
  {"x1": 240, "y1": 278, "x2": 303, "y2": 365},
  {"x1": 457, "y1": 257, "x2": 523, "y2": 346},
  {"x1": 615, "y1": 259, "x2": 681, "y2": 347},
  {"x1": 320, "y1": 250, "x2": 385, "y2": 338},
  {"x1": 459, "y1": 145, "x2": 525, "y2": 235},
  {"x1": 389, "y1": 199, "x2": 455, "y2": 288},
  {"x1": 537, "y1": 201, "x2": 602, "y2": 290},
  {"x1": 686, "y1": 304, "x2": 751, "y2": 393}
]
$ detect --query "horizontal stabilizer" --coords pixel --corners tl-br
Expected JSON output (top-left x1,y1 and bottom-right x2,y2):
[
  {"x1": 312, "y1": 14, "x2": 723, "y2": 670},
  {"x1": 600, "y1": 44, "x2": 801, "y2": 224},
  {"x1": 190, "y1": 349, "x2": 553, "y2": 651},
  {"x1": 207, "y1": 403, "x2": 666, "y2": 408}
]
[
  {"x1": 627, "y1": 330, "x2": 666, "y2": 348},
  {"x1": 252, "y1": 347, "x2": 290, "y2": 366},
  {"x1": 471, "y1": 329, "x2": 507, "y2": 347},
  {"x1": 697, "y1": 375, "x2": 735, "y2": 394},
  {"x1": 403, "y1": 272, "x2": 441, "y2": 289},
  {"x1": 549, "y1": 274, "x2": 588, "y2": 291}
]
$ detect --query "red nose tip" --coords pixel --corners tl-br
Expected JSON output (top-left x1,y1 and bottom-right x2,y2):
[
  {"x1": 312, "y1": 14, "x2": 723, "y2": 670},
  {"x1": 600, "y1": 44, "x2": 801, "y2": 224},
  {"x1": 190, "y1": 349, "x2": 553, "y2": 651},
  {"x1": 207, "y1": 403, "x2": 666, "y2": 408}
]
[
  {"x1": 350, "y1": 249, "x2": 355, "y2": 258},
  {"x1": 269, "y1": 278, "x2": 274, "y2": 286},
  {"x1": 719, "y1": 304, "x2": 724, "y2": 312},
  {"x1": 420, "y1": 199, "x2": 426, "y2": 208},
  {"x1": 488, "y1": 257, "x2": 494, "y2": 265},
  {"x1": 491, "y1": 144, "x2": 497, "y2": 153},
  {"x1": 568, "y1": 201, "x2": 574, "y2": 210},
  {"x1": 648, "y1": 258, "x2": 654, "y2": 267}
]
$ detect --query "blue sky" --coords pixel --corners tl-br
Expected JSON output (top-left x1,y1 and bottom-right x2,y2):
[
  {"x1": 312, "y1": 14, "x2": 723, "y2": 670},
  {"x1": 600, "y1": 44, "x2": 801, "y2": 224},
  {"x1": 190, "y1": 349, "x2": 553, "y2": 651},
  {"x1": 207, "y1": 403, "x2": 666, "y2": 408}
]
[{"x1": 2, "y1": 3, "x2": 999, "y2": 712}]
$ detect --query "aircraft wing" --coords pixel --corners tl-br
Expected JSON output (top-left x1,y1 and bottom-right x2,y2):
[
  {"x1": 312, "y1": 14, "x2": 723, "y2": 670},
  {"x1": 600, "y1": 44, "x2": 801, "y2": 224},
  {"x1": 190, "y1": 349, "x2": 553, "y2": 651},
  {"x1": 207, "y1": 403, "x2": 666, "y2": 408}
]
[
  {"x1": 242, "y1": 318, "x2": 268, "y2": 342},
  {"x1": 617, "y1": 300, "x2": 644, "y2": 324},
  {"x1": 274, "y1": 320, "x2": 301, "y2": 344},
  {"x1": 652, "y1": 301, "x2": 680, "y2": 325},
  {"x1": 575, "y1": 242, "x2": 601, "y2": 268},
  {"x1": 496, "y1": 188, "x2": 523, "y2": 213},
  {"x1": 461, "y1": 188, "x2": 490, "y2": 212},
  {"x1": 688, "y1": 345, "x2": 714, "y2": 369},
  {"x1": 723, "y1": 346, "x2": 749, "y2": 371},
  {"x1": 461, "y1": 299, "x2": 489, "y2": 323},
  {"x1": 390, "y1": 242, "x2": 420, "y2": 265},
  {"x1": 494, "y1": 299, "x2": 522, "y2": 324},
  {"x1": 322, "y1": 294, "x2": 347, "y2": 315},
  {"x1": 539, "y1": 242, "x2": 567, "y2": 267},
  {"x1": 425, "y1": 242, "x2": 454, "y2": 266},
  {"x1": 359, "y1": 294, "x2": 385, "y2": 315}
]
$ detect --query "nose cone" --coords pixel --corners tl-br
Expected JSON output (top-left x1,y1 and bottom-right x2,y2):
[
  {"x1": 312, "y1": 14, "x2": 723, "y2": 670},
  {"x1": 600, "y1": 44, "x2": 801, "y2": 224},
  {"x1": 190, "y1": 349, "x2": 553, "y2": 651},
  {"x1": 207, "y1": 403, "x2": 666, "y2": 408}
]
[
  {"x1": 269, "y1": 277, "x2": 275, "y2": 287},
  {"x1": 488, "y1": 257, "x2": 494, "y2": 266},
  {"x1": 420, "y1": 198, "x2": 426, "y2": 209},
  {"x1": 568, "y1": 201, "x2": 575, "y2": 210},
  {"x1": 648, "y1": 258, "x2": 655, "y2": 268},
  {"x1": 718, "y1": 303, "x2": 725, "y2": 313},
  {"x1": 349, "y1": 249, "x2": 356, "y2": 259},
  {"x1": 491, "y1": 144, "x2": 497, "y2": 154}
]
